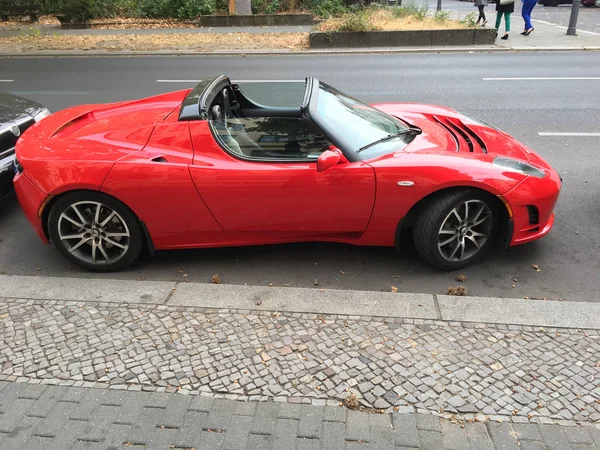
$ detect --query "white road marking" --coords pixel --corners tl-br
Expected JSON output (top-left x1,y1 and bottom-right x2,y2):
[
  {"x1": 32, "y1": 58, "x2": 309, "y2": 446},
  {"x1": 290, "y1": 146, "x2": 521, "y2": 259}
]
[
  {"x1": 539, "y1": 132, "x2": 600, "y2": 137},
  {"x1": 9, "y1": 91, "x2": 90, "y2": 95},
  {"x1": 0, "y1": 80, "x2": 14, "y2": 82},
  {"x1": 483, "y1": 77, "x2": 600, "y2": 81},
  {"x1": 156, "y1": 80, "x2": 201, "y2": 83},
  {"x1": 156, "y1": 79, "x2": 303, "y2": 83},
  {"x1": 531, "y1": 19, "x2": 600, "y2": 36}
]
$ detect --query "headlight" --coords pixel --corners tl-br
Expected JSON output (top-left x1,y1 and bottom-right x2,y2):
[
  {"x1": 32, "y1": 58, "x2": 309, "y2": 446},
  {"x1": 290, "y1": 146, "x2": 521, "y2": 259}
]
[
  {"x1": 493, "y1": 157, "x2": 545, "y2": 178},
  {"x1": 33, "y1": 108, "x2": 51, "y2": 123}
]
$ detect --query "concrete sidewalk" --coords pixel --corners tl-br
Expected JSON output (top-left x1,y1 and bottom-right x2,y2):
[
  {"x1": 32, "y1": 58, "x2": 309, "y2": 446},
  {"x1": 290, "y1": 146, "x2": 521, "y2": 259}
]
[
  {"x1": 0, "y1": 274, "x2": 599, "y2": 449},
  {"x1": 448, "y1": 9, "x2": 600, "y2": 51},
  {"x1": 1, "y1": 383, "x2": 600, "y2": 449}
]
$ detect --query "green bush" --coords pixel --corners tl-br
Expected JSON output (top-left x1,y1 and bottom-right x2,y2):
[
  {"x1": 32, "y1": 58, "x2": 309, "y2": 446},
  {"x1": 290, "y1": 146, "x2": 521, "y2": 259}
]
[
  {"x1": 139, "y1": 0, "x2": 216, "y2": 18},
  {"x1": 461, "y1": 11, "x2": 478, "y2": 27},
  {"x1": 28, "y1": 0, "x2": 353, "y2": 20},
  {"x1": 392, "y1": 1, "x2": 428, "y2": 20},
  {"x1": 54, "y1": 0, "x2": 107, "y2": 22},
  {"x1": 337, "y1": 11, "x2": 373, "y2": 31},
  {"x1": 433, "y1": 9, "x2": 449, "y2": 22},
  {"x1": 252, "y1": 0, "x2": 280, "y2": 14},
  {"x1": 303, "y1": 0, "x2": 347, "y2": 18}
]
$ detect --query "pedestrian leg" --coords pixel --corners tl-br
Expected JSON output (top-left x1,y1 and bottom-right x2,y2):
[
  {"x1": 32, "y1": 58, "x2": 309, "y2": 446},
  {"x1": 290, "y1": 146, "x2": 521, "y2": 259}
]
[
  {"x1": 478, "y1": 5, "x2": 487, "y2": 24},
  {"x1": 495, "y1": 11, "x2": 502, "y2": 31},
  {"x1": 522, "y1": 0, "x2": 536, "y2": 33}
]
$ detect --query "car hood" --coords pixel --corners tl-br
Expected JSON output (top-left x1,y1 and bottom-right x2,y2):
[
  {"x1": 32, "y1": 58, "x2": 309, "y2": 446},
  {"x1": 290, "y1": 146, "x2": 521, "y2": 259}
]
[
  {"x1": 372, "y1": 103, "x2": 531, "y2": 162},
  {"x1": 0, "y1": 93, "x2": 43, "y2": 126}
]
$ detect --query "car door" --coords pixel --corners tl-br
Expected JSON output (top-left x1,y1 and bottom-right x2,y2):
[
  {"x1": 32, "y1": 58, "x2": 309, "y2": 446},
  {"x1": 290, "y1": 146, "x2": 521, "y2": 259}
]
[{"x1": 188, "y1": 117, "x2": 376, "y2": 233}]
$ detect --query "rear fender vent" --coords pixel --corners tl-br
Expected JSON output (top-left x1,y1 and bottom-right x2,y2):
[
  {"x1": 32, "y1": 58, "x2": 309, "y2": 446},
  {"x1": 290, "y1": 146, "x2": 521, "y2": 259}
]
[
  {"x1": 446, "y1": 120, "x2": 474, "y2": 152},
  {"x1": 461, "y1": 122, "x2": 488, "y2": 154},
  {"x1": 434, "y1": 116, "x2": 488, "y2": 154},
  {"x1": 432, "y1": 116, "x2": 459, "y2": 152}
]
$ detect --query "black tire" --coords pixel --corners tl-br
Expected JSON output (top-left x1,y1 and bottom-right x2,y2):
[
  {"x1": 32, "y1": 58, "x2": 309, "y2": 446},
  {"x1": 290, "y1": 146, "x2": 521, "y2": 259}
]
[
  {"x1": 413, "y1": 190, "x2": 499, "y2": 271},
  {"x1": 47, "y1": 191, "x2": 144, "y2": 272}
]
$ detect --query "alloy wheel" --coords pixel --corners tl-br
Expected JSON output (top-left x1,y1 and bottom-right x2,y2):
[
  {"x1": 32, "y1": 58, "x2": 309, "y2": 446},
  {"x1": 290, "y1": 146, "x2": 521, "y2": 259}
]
[
  {"x1": 437, "y1": 199, "x2": 492, "y2": 262},
  {"x1": 57, "y1": 201, "x2": 131, "y2": 265}
]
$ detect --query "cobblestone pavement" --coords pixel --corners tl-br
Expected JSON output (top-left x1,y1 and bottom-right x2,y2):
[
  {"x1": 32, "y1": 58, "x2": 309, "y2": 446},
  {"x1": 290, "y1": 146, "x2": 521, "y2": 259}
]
[
  {"x1": 1, "y1": 382, "x2": 600, "y2": 450},
  {"x1": 1, "y1": 298, "x2": 599, "y2": 426}
]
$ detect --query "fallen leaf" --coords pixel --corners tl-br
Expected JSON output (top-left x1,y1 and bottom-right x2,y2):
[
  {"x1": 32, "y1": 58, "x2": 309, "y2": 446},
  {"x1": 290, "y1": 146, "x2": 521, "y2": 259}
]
[
  {"x1": 447, "y1": 286, "x2": 467, "y2": 296},
  {"x1": 391, "y1": 286, "x2": 398, "y2": 293},
  {"x1": 532, "y1": 264, "x2": 541, "y2": 272},
  {"x1": 455, "y1": 274, "x2": 467, "y2": 282},
  {"x1": 211, "y1": 273, "x2": 221, "y2": 284},
  {"x1": 343, "y1": 393, "x2": 359, "y2": 410}
]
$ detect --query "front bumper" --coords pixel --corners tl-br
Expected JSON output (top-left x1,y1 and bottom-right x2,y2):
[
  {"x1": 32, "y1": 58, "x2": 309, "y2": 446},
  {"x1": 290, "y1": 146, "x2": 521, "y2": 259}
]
[
  {"x1": 0, "y1": 151, "x2": 16, "y2": 196},
  {"x1": 504, "y1": 169, "x2": 561, "y2": 246},
  {"x1": 13, "y1": 172, "x2": 49, "y2": 243}
]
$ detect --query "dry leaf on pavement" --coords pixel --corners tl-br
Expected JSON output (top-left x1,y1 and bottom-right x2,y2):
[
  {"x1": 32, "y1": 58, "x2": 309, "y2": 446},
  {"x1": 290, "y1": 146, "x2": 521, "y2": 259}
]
[{"x1": 447, "y1": 286, "x2": 467, "y2": 296}]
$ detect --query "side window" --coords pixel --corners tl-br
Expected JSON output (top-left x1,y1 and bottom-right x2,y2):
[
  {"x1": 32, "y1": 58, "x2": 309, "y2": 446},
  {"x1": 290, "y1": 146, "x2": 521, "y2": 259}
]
[{"x1": 210, "y1": 116, "x2": 332, "y2": 161}]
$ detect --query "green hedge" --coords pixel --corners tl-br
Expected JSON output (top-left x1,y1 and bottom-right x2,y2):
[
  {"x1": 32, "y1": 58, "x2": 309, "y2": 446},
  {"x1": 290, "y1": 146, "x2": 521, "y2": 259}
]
[{"x1": 22, "y1": 0, "x2": 368, "y2": 22}]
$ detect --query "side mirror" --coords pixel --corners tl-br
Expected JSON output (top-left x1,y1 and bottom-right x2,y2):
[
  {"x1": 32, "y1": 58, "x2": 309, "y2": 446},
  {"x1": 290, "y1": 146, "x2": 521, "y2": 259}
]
[{"x1": 317, "y1": 150, "x2": 342, "y2": 173}]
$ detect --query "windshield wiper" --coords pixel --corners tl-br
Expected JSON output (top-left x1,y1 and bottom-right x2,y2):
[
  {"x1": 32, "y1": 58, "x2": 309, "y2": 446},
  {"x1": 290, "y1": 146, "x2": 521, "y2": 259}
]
[{"x1": 357, "y1": 127, "x2": 422, "y2": 153}]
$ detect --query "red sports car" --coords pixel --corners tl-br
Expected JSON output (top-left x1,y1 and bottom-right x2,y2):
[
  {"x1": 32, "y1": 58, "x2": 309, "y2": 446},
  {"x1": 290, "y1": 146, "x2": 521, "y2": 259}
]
[{"x1": 14, "y1": 76, "x2": 561, "y2": 272}]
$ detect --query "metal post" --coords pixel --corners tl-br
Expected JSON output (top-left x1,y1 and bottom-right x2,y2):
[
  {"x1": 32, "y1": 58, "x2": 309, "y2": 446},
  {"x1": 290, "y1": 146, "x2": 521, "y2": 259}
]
[
  {"x1": 566, "y1": 0, "x2": 580, "y2": 36},
  {"x1": 437, "y1": 0, "x2": 442, "y2": 11}
]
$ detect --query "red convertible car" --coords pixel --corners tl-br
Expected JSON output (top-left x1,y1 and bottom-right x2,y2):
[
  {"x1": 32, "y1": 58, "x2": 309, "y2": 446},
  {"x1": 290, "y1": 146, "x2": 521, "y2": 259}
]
[{"x1": 14, "y1": 76, "x2": 561, "y2": 272}]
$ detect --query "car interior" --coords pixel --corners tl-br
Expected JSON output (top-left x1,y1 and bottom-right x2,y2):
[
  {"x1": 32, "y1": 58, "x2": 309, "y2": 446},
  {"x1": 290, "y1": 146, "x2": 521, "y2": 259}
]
[{"x1": 208, "y1": 84, "x2": 331, "y2": 161}]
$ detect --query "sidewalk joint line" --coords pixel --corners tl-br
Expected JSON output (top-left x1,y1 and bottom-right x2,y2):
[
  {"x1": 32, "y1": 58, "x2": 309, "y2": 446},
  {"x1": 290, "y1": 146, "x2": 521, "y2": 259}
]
[
  {"x1": 433, "y1": 294, "x2": 442, "y2": 321},
  {"x1": 164, "y1": 282, "x2": 180, "y2": 304}
]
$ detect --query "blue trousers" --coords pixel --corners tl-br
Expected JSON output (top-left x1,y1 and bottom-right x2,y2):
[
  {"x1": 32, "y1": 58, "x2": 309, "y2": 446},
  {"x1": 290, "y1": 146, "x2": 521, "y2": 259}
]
[{"x1": 522, "y1": 0, "x2": 537, "y2": 30}]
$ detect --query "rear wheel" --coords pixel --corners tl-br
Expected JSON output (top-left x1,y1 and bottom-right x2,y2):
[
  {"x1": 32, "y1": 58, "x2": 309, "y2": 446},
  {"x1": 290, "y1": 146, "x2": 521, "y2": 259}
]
[
  {"x1": 47, "y1": 191, "x2": 143, "y2": 272},
  {"x1": 413, "y1": 190, "x2": 499, "y2": 270}
]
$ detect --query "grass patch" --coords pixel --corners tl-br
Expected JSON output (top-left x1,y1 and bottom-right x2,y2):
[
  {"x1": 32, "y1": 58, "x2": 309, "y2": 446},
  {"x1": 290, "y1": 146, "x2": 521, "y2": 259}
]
[
  {"x1": 461, "y1": 11, "x2": 479, "y2": 27},
  {"x1": 315, "y1": 5, "x2": 469, "y2": 32}
]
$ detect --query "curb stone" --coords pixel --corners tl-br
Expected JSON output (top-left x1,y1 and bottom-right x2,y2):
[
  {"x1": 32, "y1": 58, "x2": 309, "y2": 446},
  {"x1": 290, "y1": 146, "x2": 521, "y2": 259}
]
[
  {"x1": 1, "y1": 46, "x2": 598, "y2": 58},
  {"x1": 1, "y1": 274, "x2": 599, "y2": 329}
]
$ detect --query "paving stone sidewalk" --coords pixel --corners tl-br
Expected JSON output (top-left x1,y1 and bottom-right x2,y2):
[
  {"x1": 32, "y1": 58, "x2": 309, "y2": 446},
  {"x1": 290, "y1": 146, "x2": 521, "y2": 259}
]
[
  {"x1": 1, "y1": 382, "x2": 600, "y2": 450},
  {"x1": 1, "y1": 298, "x2": 599, "y2": 426}
]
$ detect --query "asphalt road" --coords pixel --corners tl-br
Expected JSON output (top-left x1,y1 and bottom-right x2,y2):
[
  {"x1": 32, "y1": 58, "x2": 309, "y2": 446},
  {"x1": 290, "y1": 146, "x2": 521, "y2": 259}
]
[{"x1": 0, "y1": 52, "x2": 599, "y2": 302}]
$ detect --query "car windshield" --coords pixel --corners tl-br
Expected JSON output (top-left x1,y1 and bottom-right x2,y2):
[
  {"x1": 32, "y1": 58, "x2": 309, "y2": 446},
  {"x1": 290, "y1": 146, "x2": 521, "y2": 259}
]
[{"x1": 315, "y1": 83, "x2": 415, "y2": 159}]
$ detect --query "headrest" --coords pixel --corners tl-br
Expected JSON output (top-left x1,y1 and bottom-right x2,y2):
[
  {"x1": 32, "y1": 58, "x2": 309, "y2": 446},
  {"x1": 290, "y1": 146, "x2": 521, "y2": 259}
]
[{"x1": 211, "y1": 104, "x2": 223, "y2": 121}]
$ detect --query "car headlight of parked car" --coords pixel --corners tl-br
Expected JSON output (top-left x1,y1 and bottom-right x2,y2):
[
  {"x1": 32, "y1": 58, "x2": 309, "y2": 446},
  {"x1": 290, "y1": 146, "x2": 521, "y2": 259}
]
[
  {"x1": 493, "y1": 157, "x2": 546, "y2": 178},
  {"x1": 33, "y1": 108, "x2": 51, "y2": 123}
]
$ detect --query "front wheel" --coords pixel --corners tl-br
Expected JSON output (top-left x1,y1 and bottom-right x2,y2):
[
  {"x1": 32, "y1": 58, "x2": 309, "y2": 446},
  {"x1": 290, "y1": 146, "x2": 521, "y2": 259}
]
[
  {"x1": 413, "y1": 190, "x2": 499, "y2": 270},
  {"x1": 47, "y1": 191, "x2": 144, "y2": 272}
]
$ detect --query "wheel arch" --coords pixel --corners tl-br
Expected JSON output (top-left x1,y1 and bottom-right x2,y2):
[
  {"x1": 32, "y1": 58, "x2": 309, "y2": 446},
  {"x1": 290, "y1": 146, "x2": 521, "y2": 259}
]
[
  {"x1": 395, "y1": 186, "x2": 512, "y2": 251},
  {"x1": 41, "y1": 189, "x2": 156, "y2": 255}
]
